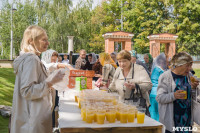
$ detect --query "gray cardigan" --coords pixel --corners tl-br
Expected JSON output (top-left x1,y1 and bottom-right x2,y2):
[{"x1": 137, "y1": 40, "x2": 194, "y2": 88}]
[{"x1": 156, "y1": 70, "x2": 194, "y2": 132}]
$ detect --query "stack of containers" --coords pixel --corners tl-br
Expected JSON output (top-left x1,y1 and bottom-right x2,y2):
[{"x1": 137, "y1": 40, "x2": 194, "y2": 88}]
[{"x1": 75, "y1": 90, "x2": 145, "y2": 124}]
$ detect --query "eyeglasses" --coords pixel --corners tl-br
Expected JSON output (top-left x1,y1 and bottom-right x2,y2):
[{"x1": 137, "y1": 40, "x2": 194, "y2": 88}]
[{"x1": 41, "y1": 39, "x2": 49, "y2": 43}]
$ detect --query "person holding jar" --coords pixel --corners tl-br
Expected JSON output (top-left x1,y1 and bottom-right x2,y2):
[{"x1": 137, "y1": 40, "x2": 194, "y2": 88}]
[
  {"x1": 156, "y1": 52, "x2": 199, "y2": 133},
  {"x1": 108, "y1": 50, "x2": 152, "y2": 107}
]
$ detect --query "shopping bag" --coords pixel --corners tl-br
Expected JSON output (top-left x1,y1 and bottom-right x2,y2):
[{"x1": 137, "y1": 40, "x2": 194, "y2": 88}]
[
  {"x1": 95, "y1": 78, "x2": 110, "y2": 88},
  {"x1": 192, "y1": 100, "x2": 200, "y2": 125},
  {"x1": 95, "y1": 78, "x2": 102, "y2": 88},
  {"x1": 192, "y1": 87, "x2": 200, "y2": 125}
]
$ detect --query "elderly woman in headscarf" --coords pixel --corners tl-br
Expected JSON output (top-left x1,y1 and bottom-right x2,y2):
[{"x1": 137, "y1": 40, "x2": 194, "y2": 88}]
[
  {"x1": 92, "y1": 58, "x2": 103, "y2": 81},
  {"x1": 84, "y1": 53, "x2": 97, "y2": 70},
  {"x1": 41, "y1": 49, "x2": 74, "y2": 75},
  {"x1": 41, "y1": 49, "x2": 74, "y2": 127},
  {"x1": 149, "y1": 53, "x2": 167, "y2": 121},
  {"x1": 156, "y1": 52, "x2": 199, "y2": 133},
  {"x1": 130, "y1": 50, "x2": 150, "y2": 77},
  {"x1": 110, "y1": 52, "x2": 119, "y2": 66},
  {"x1": 95, "y1": 52, "x2": 117, "y2": 88},
  {"x1": 144, "y1": 53, "x2": 153, "y2": 73}
]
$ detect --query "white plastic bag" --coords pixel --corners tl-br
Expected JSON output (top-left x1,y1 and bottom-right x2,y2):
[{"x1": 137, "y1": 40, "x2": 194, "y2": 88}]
[{"x1": 52, "y1": 67, "x2": 70, "y2": 92}]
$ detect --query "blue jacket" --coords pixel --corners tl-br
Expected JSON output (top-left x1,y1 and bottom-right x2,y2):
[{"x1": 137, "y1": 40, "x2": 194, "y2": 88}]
[{"x1": 150, "y1": 67, "x2": 164, "y2": 97}]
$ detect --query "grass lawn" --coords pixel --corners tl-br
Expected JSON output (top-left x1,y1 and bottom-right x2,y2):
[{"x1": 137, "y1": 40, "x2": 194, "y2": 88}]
[
  {"x1": 0, "y1": 68, "x2": 15, "y2": 133},
  {"x1": 194, "y1": 69, "x2": 200, "y2": 78},
  {"x1": 0, "y1": 68, "x2": 200, "y2": 133}
]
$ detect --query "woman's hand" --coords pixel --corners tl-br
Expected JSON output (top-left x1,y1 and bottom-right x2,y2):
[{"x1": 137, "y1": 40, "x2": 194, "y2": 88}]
[
  {"x1": 174, "y1": 90, "x2": 186, "y2": 99},
  {"x1": 57, "y1": 63, "x2": 74, "y2": 70},
  {"x1": 95, "y1": 74, "x2": 102, "y2": 78},
  {"x1": 191, "y1": 80, "x2": 199, "y2": 89},
  {"x1": 124, "y1": 81, "x2": 135, "y2": 90},
  {"x1": 49, "y1": 87, "x2": 54, "y2": 92}
]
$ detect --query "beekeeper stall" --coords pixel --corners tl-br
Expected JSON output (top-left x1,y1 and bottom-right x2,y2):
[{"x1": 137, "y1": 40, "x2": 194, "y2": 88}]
[{"x1": 58, "y1": 90, "x2": 164, "y2": 133}]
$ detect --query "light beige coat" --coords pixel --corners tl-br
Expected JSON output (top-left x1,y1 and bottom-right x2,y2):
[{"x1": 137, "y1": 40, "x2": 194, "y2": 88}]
[
  {"x1": 109, "y1": 63, "x2": 152, "y2": 106},
  {"x1": 102, "y1": 64, "x2": 116, "y2": 85},
  {"x1": 11, "y1": 53, "x2": 52, "y2": 133}
]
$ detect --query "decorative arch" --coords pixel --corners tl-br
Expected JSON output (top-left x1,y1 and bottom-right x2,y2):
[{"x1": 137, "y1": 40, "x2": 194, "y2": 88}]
[
  {"x1": 147, "y1": 33, "x2": 178, "y2": 59},
  {"x1": 102, "y1": 31, "x2": 134, "y2": 53}
]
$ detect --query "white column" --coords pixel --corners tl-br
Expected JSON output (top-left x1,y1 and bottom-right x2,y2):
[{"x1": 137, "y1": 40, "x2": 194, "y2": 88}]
[{"x1": 67, "y1": 36, "x2": 74, "y2": 54}]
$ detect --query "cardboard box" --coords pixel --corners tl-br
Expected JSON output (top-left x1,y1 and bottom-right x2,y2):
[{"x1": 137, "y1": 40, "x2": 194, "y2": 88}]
[
  {"x1": 86, "y1": 71, "x2": 95, "y2": 77},
  {"x1": 69, "y1": 70, "x2": 95, "y2": 77},
  {"x1": 75, "y1": 77, "x2": 87, "y2": 91},
  {"x1": 68, "y1": 70, "x2": 94, "y2": 89},
  {"x1": 70, "y1": 70, "x2": 86, "y2": 77},
  {"x1": 68, "y1": 76, "x2": 93, "y2": 89},
  {"x1": 68, "y1": 76, "x2": 76, "y2": 88},
  {"x1": 86, "y1": 78, "x2": 93, "y2": 89}
]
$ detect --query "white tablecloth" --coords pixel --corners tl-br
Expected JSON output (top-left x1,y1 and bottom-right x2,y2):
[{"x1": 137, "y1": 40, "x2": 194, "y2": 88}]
[{"x1": 58, "y1": 89, "x2": 165, "y2": 132}]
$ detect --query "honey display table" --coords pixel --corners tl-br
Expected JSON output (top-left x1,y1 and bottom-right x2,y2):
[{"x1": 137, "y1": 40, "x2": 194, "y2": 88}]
[{"x1": 58, "y1": 90, "x2": 164, "y2": 133}]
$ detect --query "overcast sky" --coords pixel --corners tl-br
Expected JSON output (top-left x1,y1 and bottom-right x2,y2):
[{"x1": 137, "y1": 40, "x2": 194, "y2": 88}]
[{"x1": 0, "y1": 0, "x2": 102, "y2": 9}]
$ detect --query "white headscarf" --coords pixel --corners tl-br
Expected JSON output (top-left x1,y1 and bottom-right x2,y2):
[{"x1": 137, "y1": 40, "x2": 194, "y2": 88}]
[
  {"x1": 151, "y1": 53, "x2": 167, "y2": 72},
  {"x1": 90, "y1": 53, "x2": 97, "y2": 64},
  {"x1": 110, "y1": 52, "x2": 118, "y2": 63},
  {"x1": 41, "y1": 49, "x2": 58, "y2": 63}
]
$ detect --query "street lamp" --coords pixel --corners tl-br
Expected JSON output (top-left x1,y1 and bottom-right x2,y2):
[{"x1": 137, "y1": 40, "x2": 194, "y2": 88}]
[
  {"x1": 120, "y1": 1, "x2": 129, "y2": 51},
  {"x1": 10, "y1": 3, "x2": 17, "y2": 60},
  {"x1": 121, "y1": 0, "x2": 123, "y2": 31},
  {"x1": 121, "y1": 1, "x2": 129, "y2": 31}
]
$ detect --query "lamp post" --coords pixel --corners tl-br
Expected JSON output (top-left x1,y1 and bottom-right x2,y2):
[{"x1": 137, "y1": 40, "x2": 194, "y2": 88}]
[
  {"x1": 120, "y1": 1, "x2": 129, "y2": 50},
  {"x1": 121, "y1": 0, "x2": 123, "y2": 31},
  {"x1": 120, "y1": 1, "x2": 128, "y2": 31},
  {"x1": 10, "y1": 3, "x2": 16, "y2": 60}
]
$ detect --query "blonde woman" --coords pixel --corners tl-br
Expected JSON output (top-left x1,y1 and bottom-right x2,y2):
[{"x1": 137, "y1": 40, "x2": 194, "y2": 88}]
[
  {"x1": 109, "y1": 50, "x2": 152, "y2": 107},
  {"x1": 11, "y1": 25, "x2": 64, "y2": 133},
  {"x1": 95, "y1": 52, "x2": 117, "y2": 88}
]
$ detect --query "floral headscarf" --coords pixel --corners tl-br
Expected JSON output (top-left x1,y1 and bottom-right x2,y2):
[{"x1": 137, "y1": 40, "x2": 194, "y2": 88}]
[
  {"x1": 99, "y1": 52, "x2": 117, "y2": 68},
  {"x1": 129, "y1": 50, "x2": 138, "y2": 58}
]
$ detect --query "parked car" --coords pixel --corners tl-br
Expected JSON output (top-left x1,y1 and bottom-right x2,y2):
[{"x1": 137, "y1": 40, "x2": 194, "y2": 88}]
[{"x1": 58, "y1": 53, "x2": 99, "y2": 66}]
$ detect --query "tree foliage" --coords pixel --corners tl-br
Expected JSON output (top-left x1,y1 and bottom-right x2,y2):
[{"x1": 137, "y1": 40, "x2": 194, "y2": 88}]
[{"x1": 0, "y1": 0, "x2": 200, "y2": 59}]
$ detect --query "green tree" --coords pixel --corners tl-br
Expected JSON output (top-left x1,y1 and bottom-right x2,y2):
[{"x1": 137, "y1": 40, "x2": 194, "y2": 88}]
[
  {"x1": 172, "y1": 0, "x2": 200, "y2": 55},
  {"x1": 0, "y1": 1, "x2": 36, "y2": 58}
]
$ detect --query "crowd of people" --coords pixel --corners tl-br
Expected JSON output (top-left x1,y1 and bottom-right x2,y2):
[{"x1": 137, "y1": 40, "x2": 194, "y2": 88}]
[{"x1": 10, "y1": 25, "x2": 199, "y2": 133}]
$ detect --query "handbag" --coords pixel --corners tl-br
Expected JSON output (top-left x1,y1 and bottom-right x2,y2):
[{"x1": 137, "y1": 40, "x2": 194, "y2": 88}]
[
  {"x1": 124, "y1": 63, "x2": 151, "y2": 117},
  {"x1": 192, "y1": 87, "x2": 200, "y2": 125},
  {"x1": 133, "y1": 84, "x2": 150, "y2": 117},
  {"x1": 135, "y1": 84, "x2": 146, "y2": 108}
]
